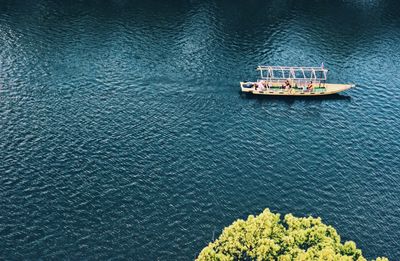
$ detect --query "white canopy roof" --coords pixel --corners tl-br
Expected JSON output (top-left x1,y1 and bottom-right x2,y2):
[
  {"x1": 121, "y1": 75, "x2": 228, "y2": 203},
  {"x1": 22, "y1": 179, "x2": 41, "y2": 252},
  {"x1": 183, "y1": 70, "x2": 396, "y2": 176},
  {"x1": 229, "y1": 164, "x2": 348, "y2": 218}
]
[{"x1": 257, "y1": 66, "x2": 328, "y2": 81}]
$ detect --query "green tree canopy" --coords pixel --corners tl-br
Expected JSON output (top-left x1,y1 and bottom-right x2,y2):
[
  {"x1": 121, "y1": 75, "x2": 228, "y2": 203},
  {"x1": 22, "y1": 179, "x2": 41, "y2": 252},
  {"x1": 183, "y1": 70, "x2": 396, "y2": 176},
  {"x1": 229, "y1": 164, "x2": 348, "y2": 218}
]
[{"x1": 197, "y1": 209, "x2": 387, "y2": 261}]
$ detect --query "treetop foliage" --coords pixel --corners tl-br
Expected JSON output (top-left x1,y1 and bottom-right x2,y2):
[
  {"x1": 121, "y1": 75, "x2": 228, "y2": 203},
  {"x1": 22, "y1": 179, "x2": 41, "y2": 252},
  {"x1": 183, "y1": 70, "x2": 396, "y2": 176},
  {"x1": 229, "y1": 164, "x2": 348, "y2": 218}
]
[{"x1": 197, "y1": 209, "x2": 388, "y2": 261}]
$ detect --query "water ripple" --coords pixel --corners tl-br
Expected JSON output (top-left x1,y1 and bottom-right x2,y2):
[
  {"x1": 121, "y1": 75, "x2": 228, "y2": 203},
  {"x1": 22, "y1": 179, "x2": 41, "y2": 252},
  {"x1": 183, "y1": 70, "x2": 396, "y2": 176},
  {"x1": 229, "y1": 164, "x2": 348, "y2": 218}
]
[{"x1": 1, "y1": 0, "x2": 400, "y2": 260}]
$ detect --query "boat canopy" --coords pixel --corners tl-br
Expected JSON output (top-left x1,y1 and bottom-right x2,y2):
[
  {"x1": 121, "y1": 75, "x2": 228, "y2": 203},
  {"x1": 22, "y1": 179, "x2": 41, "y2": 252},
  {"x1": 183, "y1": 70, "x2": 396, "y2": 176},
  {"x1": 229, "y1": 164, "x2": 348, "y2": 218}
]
[{"x1": 257, "y1": 66, "x2": 328, "y2": 82}]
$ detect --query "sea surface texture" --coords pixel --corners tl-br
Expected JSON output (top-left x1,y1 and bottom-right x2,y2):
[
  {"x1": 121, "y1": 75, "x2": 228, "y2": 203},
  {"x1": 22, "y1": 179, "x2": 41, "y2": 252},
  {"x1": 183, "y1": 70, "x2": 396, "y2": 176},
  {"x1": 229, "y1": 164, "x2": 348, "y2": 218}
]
[{"x1": 1, "y1": 0, "x2": 400, "y2": 260}]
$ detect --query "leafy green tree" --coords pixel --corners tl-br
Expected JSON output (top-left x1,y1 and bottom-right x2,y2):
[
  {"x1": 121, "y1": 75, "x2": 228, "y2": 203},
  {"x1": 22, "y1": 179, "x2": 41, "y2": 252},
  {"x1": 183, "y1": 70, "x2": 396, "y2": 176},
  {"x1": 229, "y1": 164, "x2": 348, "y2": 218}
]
[{"x1": 197, "y1": 209, "x2": 388, "y2": 261}]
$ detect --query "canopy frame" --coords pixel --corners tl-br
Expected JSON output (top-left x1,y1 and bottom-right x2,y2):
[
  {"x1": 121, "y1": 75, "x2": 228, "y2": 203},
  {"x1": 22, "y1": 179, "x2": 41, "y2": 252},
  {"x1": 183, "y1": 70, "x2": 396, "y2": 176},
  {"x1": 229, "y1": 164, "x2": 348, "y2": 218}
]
[{"x1": 257, "y1": 65, "x2": 328, "y2": 82}]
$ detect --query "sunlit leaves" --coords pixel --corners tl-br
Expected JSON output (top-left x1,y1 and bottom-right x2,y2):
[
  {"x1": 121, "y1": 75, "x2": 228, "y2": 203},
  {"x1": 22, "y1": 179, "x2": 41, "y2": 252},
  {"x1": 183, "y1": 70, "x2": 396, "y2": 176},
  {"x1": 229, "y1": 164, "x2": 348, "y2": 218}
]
[{"x1": 197, "y1": 209, "x2": 387, "y2": 261}]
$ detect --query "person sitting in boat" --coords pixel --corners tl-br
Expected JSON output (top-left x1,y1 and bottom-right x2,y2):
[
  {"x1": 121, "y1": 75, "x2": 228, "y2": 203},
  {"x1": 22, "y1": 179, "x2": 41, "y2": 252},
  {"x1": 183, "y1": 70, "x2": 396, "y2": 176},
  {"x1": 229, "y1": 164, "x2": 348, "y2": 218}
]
[
  {"x1": 285, "y1": 80, "x2": 292, "y2": 89},
  {"x1": 307, "y1": 81, "x2": 313, "y2": 91},
  {"x1": 257, "y1": 81, "x2": 265, "y2": 91}
]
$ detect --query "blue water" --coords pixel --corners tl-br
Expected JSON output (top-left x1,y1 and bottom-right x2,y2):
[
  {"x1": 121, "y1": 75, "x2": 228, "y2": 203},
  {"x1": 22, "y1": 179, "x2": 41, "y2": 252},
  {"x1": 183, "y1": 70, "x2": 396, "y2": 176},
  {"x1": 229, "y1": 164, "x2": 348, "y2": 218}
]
[{"x1": 1, "y1": 0, "x2": 400, "y2": 259}]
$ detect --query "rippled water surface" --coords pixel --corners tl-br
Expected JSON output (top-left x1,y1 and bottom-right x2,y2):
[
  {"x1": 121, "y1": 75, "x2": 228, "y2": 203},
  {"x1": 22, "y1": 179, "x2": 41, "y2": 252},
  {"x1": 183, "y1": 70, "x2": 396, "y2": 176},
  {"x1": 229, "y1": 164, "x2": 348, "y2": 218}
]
[{"x1": 1, "y1": 0, "x2": 400, "y2": 259}]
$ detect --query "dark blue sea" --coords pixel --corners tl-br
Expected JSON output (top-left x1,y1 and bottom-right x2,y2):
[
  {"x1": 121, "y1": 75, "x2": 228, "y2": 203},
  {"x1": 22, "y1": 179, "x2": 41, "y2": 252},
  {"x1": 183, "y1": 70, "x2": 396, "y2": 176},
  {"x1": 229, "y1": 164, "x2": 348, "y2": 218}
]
[{"x1": 1, "y1": 0, "x2": 400, "y2": 259}]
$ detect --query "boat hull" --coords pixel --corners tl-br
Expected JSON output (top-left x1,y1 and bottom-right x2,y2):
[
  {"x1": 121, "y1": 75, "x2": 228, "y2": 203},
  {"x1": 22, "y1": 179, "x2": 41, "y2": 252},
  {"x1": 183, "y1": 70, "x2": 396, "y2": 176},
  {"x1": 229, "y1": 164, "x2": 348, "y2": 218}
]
[{"x1": 240, "y1": 83, "x2": 354, "y2": 96}]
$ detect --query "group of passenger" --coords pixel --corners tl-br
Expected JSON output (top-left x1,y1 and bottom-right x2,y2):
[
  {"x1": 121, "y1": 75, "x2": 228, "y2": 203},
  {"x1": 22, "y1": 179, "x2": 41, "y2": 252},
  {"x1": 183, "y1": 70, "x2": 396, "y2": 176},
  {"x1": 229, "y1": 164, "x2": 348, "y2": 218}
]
[
  {"x1": 254, "y1": 80, "x2": 269, "y2": 91},
  {"x1": 254, "y1": 80, "x2": 314, "y2": 91}
]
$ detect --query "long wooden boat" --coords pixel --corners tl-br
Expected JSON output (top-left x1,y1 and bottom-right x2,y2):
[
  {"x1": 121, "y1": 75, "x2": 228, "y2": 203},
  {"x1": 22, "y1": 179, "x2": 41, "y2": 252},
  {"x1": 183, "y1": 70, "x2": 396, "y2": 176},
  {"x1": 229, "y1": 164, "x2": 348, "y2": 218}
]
[{"x1": 241, "y1": 65, "x2": 355, "y2": 96}]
